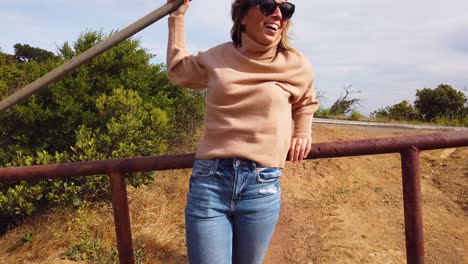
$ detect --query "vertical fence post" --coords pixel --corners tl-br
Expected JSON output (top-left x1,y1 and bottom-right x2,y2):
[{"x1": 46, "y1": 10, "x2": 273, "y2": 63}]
[
  {"x1": 400, "y1": 147, "x2": 424, "y2": 264},
  {"x1": 109, "y1": 172, "x2": 135, "y2": 264}
]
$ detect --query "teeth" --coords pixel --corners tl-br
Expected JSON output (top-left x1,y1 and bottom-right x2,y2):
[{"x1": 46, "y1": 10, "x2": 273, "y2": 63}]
[{"x1": 265, "y1": 23, "x2": 279, "y2": 30}]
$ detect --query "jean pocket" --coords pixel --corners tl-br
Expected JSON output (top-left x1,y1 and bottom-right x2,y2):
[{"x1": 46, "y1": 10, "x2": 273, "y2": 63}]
[
  {"x1": 191, "y1": 159, "x2": 215, "y2": 177},
  {"x1": 256, "y1": 167, "x2": 281, "y2": 183}
]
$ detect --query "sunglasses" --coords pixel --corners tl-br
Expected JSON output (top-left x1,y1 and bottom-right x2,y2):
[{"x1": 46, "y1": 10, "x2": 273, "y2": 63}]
[{"x1": 249, "y1": 0, "x2": 295, "y2": 20}]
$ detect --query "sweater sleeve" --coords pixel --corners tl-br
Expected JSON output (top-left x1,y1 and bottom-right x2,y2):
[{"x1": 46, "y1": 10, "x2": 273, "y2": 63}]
[
  {"x1": 291, "y1": 72, "x2": 319, "y2": 138},
  {"x1": 166, "y1": 16, "x2": 208, "y2": 89}
]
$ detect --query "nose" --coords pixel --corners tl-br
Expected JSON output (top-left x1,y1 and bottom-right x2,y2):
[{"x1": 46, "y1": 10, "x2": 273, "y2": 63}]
[{"x1": 271, "y1": 6, "x2": 283, "y2": 20}]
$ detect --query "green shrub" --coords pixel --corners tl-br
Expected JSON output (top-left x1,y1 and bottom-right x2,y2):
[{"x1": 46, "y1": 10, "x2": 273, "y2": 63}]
[
  {"x1": 349, "y1": 109, "x2": 362, "y2": 120},
  {"x1": 62, "y1": 231, "x2": 106, "y2": 262},
  {"x1": 434, "y1": 115, "x2": 468, "y2": 127},
  {"x1": 0, "y1": 88, "x2": 169, "y2": 224},
  {"x1": 0, "y1": 31, "x2": 205, "y2": 231},
  {"x1": 315, "y1": 108, "x2": 330, "y2": 117},
  {"x1": 415, "y1": 84, "x2": 466, "y2": 122}
]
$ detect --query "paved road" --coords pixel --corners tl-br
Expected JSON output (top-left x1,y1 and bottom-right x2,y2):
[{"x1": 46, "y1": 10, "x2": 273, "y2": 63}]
[{"x1": 314, "y1": 118, "x2": 468, "y2": 131}]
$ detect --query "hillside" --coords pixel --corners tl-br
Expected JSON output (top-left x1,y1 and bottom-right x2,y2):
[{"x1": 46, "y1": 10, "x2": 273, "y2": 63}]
[
  {"x1": 265, "y1": 124, "x2": 467, "y2": 264},
  {"x1": 0, "y1": 124, "x2": 466, "y2": 263}
]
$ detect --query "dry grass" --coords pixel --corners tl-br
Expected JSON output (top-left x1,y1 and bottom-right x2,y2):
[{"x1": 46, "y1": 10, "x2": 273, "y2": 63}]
[
  {"x1": 0, "y1": 207, "x2": 78, "y2": 263},
  {"x1": 1, "y1": 125, "x2": 466, "y2": 263},
  {"x1": 128, "y1": 169, "x2": 190, "y2": 263},
  {"x1": 0, "y1": 169, "x2": 191, "y2": 264}
]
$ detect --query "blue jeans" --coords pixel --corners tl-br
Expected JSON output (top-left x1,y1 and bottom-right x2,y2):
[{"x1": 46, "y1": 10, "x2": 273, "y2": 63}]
[{"x1": 185, "y1": 158, "x2": 282, "y2": 264}]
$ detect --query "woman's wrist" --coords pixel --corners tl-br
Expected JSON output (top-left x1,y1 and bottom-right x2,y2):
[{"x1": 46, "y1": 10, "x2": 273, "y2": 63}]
[
  {"x1": 168, "y1": 0, "x2": 189, "y2": 17},
  {"x1": 170, "y1": 12, "x2": 185, "y2": 18}
]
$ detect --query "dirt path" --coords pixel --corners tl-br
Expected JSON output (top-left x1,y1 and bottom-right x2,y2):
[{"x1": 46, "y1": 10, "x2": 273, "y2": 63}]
[
  {"x1": 0, "y1": 124, "x2": 465, "y2": 263},
  {"x1": 264, "y1": 124, "x2": 468, "y2": 264}
]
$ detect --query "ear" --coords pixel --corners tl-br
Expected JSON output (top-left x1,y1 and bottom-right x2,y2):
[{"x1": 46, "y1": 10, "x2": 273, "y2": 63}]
[{"x1": 241, "y1": 16, "x2": 246, "y2": 25}]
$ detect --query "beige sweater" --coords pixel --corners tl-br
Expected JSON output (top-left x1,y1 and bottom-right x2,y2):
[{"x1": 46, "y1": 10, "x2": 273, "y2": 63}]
[{"x1": 167, "y1": 16, "x2": 318, "y2": 167}]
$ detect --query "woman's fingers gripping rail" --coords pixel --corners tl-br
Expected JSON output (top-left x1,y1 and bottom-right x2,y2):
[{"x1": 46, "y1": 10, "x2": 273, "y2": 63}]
[
  {"x1": 289, "y1": 137, "x2": 312, "y2": 163},
  {"x1": 167, "y1": 0, "x2": 190, "y2": 17}
]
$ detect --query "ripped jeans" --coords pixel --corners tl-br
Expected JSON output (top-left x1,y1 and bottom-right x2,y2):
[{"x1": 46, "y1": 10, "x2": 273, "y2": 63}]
[{"x1": 185, "y1": 158, "x2": 282, "y2": 264}]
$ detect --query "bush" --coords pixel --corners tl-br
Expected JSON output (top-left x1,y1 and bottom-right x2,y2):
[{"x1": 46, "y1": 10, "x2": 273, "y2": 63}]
[
  {"x1": 0, "y1": 31, "x2": 206, "y2": 232},
  {"x1": 349, "y1": 109, "x2": 362, "y2": 120},
  {"x1": 371, "y1": 85, "x2": 467, "y2": 126},
  {"x1": 0, "y1": 88, "x2": 168, "y2": 232},
  {"x1": 371, "y1": 100, "x2": 416, "y2": 121},
  {"x1": 414, "y1": 84, "x2": 466, "y2": 121},
  {"x1": 315, "y1": 108, "x2": 330, "y2": 117},
  {"x1": 434, "y1": 115, "x2": 468, "y2": 127}
]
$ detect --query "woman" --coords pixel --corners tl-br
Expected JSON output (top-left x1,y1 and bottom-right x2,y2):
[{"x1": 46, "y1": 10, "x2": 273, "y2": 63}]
[{"x1": 166, "y1": 0, "x2": 318, "y2": 263}]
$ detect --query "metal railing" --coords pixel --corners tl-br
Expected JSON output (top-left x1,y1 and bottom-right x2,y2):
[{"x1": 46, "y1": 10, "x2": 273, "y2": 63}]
[
  {"x1": 0, "y1": 1, "x2": 467, "y2": 263},
  {"x1": 1, "y1": 130, "x2": 467, "y2": 264},
  {"x1": 0, "y1": 0, "x2": 186, "y2": 112}
]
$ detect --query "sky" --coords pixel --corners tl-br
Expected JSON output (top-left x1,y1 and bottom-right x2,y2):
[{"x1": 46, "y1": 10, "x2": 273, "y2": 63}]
[{"x1": 1, "y1": 0, "x2": 467, "y2": 115}]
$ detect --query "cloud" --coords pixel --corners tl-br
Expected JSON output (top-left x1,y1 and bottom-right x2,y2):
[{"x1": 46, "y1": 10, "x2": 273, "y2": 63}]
[
  {"x1": 1, "y1": 0, "x2": 467, "y2": 115},
  {"x1": 445, "y1": 25, "x2": 468, "y2": 54},
  {"x1": 289, "y1": 0, "x2": 468, "y2": 112}
]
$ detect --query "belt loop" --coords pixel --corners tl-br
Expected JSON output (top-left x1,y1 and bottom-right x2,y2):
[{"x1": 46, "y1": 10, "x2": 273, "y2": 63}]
[{"x1": 214, "y1": 158, "x2": 219, "y2": 170}]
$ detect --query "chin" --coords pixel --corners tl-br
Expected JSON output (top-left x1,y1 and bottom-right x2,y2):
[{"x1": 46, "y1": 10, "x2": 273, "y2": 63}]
[
  {"x1": 265, "y1": 36, "x2": 280, "y2": 45},
  {"x1": 259, "y1": 35, "x2": 279, "y2": 45}
]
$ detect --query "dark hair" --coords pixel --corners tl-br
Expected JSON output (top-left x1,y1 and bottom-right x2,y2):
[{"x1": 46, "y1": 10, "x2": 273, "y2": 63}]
[{"x1": 230, "y1": 0, "x2": 292, "y2": 50}]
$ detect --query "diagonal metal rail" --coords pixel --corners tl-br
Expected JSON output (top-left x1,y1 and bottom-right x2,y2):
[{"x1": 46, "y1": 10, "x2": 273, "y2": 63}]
[
  {"x1": 0, "y1": 0, "x2": 187, "y2": 113},
  {"x1": 4, "y1": 0, "x2": 461, "y2": 262},
  {"x1": 1, "y1": 130, "x2": 467, "y2": 263}
]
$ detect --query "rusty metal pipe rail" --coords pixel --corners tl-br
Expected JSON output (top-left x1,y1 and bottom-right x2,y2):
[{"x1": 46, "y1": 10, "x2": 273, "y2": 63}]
[
  {"x1": 1, "y1": 130, "x2": 468, "y2": 264},
  {"x1": 0, "y1": 131, "x2": 466, "y2": 181},
  {"x1": 0, "y1": 0, "x2": 186, "y2": 112}
]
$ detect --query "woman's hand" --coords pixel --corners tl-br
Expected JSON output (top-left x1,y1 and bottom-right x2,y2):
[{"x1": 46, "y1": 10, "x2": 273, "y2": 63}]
[
  {"x1": 167, "y1": 0, "x2": 190, "y2": 17},
  {"x1": 289, "y1": 137, "x2": 312, "y2": 163}
]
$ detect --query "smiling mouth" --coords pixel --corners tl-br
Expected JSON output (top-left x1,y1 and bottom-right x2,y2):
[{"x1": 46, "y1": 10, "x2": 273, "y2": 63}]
[{"x1": 264, "y1": 23, "x2": 279, "y2": 32}]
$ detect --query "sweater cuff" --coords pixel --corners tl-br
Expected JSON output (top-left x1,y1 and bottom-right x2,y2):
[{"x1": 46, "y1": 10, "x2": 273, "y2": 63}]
[
  {"x1": 168, "y1": 16, "x2": 186, "y2": 47},
  {"x1": 293, "y1": 115, "x2": 313, "y2": 138},
  {"x1": 168, "y1": 15, "x2": 185, "y2": 27}
]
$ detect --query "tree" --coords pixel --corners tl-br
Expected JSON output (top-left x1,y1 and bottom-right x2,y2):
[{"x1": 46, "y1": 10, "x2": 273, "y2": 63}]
[
  {"x1": 414, "y1": 84, "x2": 466, "y2": 121},
  {"x1": 313, "y1": 86, "x2": 326, "y2": 103},
  {"x1": 370, "y1": 107, "x2": 389, "y2": 119},
  {"x1": 14, "y1": 43, "x2": 57, "y2": 63},
  {"x1": 0, "y1": 30, "x2": 206, "y2": 227},
  {"x1": 371, "y1": 100, "x2": 416, "y2": 121},
  {"x1": 0, "y1": 31, "x2": 158, "y2": 158},
  {"x1": 0, "y1": 52, "x2": 28, "y2": 99},
  {"x1": 387, "y1": 100, "x2": 416, "y2": 120},
  {"x1": 329, "y1": 83, "x2": 361, "y2": 116}
]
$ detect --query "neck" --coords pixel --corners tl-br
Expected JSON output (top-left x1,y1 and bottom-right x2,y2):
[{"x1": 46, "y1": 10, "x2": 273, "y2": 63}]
[{"x1": 238, "y1": 33, "x2": 281, "y2": 61}]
